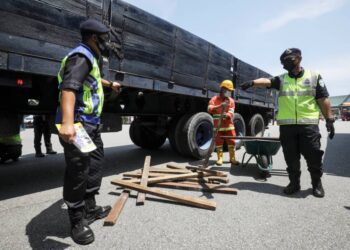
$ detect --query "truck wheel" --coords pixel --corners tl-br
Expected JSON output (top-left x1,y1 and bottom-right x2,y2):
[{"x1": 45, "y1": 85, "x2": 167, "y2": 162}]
[
  {"x1": 129, "y1": 120, "x2": 166, "y2": 149},
  {"x1": 168, "y1": 117, "x2": 179, "y2": 153},
  {"x1": 234, "y1": 113, "x2": 246, "y2": 150},
  {"x1": 176, "y1": 112, "x2": 213, "y2": 159},
  {"x1": 247, "y1": 113, "x2": 265, "y2": 136},
  {"x1": 173, "y1": 114, "x2": 193, "y2": 156}
]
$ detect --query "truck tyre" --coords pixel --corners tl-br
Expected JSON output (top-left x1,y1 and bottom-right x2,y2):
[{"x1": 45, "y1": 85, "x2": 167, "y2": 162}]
[
  {"x1": 168, "y1": 117, "x2": 179, "y2": 153},
  {"x1": 247, "y1": 113, "x2": 265, "y2": 136},
  {"x1": 176, "y1": 112, "x2": 213, "y2": 159},
  {"x1": 234, "y1": 113, "x2": 246, "y2": 150},
  {"x1": 173, "y1": 114, "x2": 193, "y2": 156},
  {"x1": 129, "y1": 120, "x2": 166, "y2": 149}
]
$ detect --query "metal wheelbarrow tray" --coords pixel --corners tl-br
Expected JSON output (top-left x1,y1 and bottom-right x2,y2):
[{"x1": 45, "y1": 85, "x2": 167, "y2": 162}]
[{"x1": 222, "y1": 136, "x2": 281, "y2": 172}]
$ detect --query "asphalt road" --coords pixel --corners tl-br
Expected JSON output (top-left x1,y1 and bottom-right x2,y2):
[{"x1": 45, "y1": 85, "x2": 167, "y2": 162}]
[{"x1": 0, "y1": 121, "x2": 349, "y2": 250}]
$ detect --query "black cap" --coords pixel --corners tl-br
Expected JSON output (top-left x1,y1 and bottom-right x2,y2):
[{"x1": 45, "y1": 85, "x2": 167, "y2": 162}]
[
  {"x1": 280, "y1": 48, "x2": 302, "y2": 62},
  {"x1": 80, "y1": 18, "x2": 109, "y2": 34}
]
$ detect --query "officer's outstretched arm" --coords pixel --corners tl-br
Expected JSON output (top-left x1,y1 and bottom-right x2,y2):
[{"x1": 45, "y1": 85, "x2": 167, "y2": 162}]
[{"x1": 241, "y1": 78, "x2": 271, "y2": 90}]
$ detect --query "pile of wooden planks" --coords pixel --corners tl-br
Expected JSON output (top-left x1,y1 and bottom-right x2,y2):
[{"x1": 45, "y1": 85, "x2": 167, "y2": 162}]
[{"x1": 104, "y1": 156, "x2": 238, "y2": 226}]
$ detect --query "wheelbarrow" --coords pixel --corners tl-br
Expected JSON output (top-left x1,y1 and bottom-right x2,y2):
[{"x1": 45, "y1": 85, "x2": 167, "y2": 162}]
[{"x1": 222, "y1": 136, "x2": 281, "y2": 173}]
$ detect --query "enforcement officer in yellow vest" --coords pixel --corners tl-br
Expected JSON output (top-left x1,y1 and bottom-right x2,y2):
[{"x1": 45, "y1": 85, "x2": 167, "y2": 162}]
[
  {"x1": 56, "y1": 19, "x2": 121, "y2": 245},
  {"x1": 241, "y1": 48, "x2": 334, "y2": 198}
]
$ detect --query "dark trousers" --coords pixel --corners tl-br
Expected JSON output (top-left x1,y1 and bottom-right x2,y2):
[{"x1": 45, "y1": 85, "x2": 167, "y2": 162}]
[
  {"x1": 59, "y1": 123, "x2": 104, "y2": 209},
  {"x1": 34, "y1": 115, "x2": 52, "y2": 151},
  {"x1": 280, "y1": 125, "x2": 324, "y2": 184}
]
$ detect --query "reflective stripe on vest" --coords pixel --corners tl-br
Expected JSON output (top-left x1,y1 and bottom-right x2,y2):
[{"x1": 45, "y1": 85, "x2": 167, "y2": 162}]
[
  {"x1": 57, "y1": 44, "x2": 104, "y2": 124},
  {"x1": 276, "y1": 69, "x2": 320, "y2": 125},
  {"x1": 0, "y1": 134, "x2": 21, "y2": 145}
]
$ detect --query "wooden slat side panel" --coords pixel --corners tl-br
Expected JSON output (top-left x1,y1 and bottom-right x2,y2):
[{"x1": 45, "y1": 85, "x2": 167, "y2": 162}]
[
  {"x1": 0, "y1": 32, "x2": 70, "y2": 61},
  {"x1": 124, "y1": 18, "x2": 174, "y2": 46},
  {"x1": 36, "y1": 0, "x2": 86, "y2": 16},
  {"x1": 0, "y1": 11, "x2": 80, "y2": 48},
  {"x1": 0, "y1": 0, "x2": 85, "y2": 31}
]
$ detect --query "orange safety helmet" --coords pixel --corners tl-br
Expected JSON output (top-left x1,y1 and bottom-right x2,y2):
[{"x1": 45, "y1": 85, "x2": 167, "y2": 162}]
[{"x1": 220, "y1": 80, "x2": 234, "y2": 91}]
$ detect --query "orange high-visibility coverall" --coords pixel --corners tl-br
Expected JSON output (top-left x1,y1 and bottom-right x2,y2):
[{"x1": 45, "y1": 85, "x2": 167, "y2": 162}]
[{"x1": 207, "y1": 96, "x2": 236, "y2": 147}]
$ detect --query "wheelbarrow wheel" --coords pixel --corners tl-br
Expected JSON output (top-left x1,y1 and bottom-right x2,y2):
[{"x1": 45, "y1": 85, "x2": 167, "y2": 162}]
[
  {"x1": 257, "y1": 154, "x2": 270, "y2": 170},
  {"x1": 257, "y1": 154, "x2": 271, "y2": 178}
]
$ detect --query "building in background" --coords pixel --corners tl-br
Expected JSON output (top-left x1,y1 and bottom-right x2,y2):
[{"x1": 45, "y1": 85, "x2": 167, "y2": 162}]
[{"x1": 329, "y1": 95, "x2": 350, "y2": 120}]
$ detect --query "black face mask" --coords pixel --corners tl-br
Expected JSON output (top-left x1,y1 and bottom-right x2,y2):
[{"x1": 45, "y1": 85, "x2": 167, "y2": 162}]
[
  {"x1": 97, "y1": 34, "x2": 111, "y2": 58},
  {"x1": 282, "y1": 57, "x2": 297, "y2": 72}
]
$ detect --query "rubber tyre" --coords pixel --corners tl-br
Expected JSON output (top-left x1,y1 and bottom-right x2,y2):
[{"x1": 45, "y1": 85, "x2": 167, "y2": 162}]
[
  {"x1": 233, "y1": 113, "x2": 246, "y2": 150},
  {"x1": 247, "y1": 113, "x2": 265, "y2": 136},
  {"x1": 257, "y1": 154, "x2": 269, "y2": 170},
  {"x1": 173, "y1": 114, "x2": 193, "y2": 156},
  {"x1": 129, "y1": 120, "x2": 166, "y2": 149},
  {"x1": 168, "y1": 117, "x2": 179, "y2": 153},
  {"x1": 175, "y1": 113, "x2": 213, "y2": 159}
]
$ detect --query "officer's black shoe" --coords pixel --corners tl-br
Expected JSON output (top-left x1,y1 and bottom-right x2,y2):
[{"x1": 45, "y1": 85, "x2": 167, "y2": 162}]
[
  {"x1": 35, "y1": 152, "x2": 45, "y2": 158},
  {"x1": 312, "y1": 180, "x2": 325, "y2": 198},
  {"x1": 71, "y1": 220, "x2": 95, "y2": 245},
  {"x1": 283, "y1": 182, "x2": 301, "y2": 195},
  {"x1": 69, "y1": 208, "x2": 95, "y2": 245},
  {"x1": 46, "y1": 148, "x2": 57, "y2": 155},
  {"x1": 85, "y1": 205, "x2": 112, "y2": 225},
  {"x1": 85, "y1": 195, "x2": 111, "y2": 224}
]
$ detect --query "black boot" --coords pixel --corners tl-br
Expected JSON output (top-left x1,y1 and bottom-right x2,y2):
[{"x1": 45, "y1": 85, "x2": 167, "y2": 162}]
[
  {"x1": 46, "y1": 147, "x2": 57, "y2": 155},
  {"x1": 283, "y1": 182, "x2": 301, "y2": 195},
  {"x1": 85, "y1": 194, "x2": 111, "y2": 225},
  {"x1": 283, "y1": 173, "x2": 301, "y2": 195},
  {"x1": 312, "y1": 179, "x2": 325, "y2": 198},
  {"x1": 35, "y1": 147, "x2": 45, "y2": 158},
  {"x1": 68, "y1": 207, "x2": 95, "y2": 245}
]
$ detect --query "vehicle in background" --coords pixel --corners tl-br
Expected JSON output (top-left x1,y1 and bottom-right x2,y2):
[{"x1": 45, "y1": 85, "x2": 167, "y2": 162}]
[
  {"x1": 341, "y1": 102, "x2": 350, "y2": 121},
  {"x1": 23, "y1": 115, "x2": 34, "y2": 128}
]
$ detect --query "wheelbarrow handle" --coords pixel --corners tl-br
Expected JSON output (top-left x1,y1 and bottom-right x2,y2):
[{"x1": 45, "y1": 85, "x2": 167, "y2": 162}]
[{"x1": 221, "y1": 136, "x2": 280, "y2": 141}]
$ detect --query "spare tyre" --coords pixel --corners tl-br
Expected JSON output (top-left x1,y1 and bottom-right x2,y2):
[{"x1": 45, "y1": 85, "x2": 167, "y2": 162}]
[
  {"x1": 175, "y1": 112, "x2": 213, "y2": 159},
  {"x1": 233, "y1": 112, "x2": 246, "y2": 150},
  {"x1": 247, "y1": 113, "x2": 265, "y2": 136}
]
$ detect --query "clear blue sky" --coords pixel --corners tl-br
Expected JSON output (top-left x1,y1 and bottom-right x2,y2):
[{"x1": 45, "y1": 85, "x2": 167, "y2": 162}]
[{"x1": 125, "y1": 0, "x2": 349, "y2": 96}]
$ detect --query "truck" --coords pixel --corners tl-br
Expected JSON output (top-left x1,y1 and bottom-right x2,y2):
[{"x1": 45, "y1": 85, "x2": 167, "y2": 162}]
[{"x1": 0, "y1": 0, "x2": 276, "y2": 159}]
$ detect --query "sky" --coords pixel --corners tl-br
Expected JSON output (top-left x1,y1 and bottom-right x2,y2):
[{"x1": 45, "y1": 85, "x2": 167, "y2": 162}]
[{"x1": 125, "y1": 0, "x2": 350, "y2": 96}]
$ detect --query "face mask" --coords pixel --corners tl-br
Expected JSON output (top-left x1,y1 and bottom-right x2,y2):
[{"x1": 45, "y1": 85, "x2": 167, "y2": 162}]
[
  {"x1": 220, "y1": 89, "x2": 228, "y2": 97},
  {"x1": 97, "y1": 34, "x2": 111, "y2": 57},
  {"x1": 282, "y1": 57, "x2": 297, "y2": 72}
]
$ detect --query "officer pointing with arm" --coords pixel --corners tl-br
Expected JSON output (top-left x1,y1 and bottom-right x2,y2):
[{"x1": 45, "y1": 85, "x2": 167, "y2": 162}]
[
  {"x1": 56, "y1": 19, "x2": 121, "y2": 245},
  {"x1": 241, "y1": 48, "x2": 334, "y2": 198}
]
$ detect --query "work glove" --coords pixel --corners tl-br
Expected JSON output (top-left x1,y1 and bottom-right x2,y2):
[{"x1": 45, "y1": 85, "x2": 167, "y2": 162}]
[
  {"x1": 240, "y1": 81, "x2": 254, "y2": 90},
  {"x1": 325, "y1": 118, "x2": 335, "y2": 139}
]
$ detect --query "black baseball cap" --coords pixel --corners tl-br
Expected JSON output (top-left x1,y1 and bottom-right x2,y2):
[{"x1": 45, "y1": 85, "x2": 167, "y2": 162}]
[
  {"x1": 280, "y1": 48, "x2": 302, "y2": 63},
  {"x1": 80, "y1": 18, "x2": 109, "y2": 34}
]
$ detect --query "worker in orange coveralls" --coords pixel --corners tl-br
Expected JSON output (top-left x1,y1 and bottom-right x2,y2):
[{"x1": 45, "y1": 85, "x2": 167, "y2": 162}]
[{"x1": 208, "y1": 80, "x2": 239, "y2": 166}]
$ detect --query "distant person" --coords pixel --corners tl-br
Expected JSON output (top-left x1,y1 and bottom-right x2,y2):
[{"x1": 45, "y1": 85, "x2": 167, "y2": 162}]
[
  {"x1": 56, "y1": 19, "x2": 121, "y2": 245},
  {"x1": 208, "y1": 80, "x2": 239, "y2": 167},
  {"x1": 33, "y1": 115, "x2": 57, "y2": 157},
  {"x1": 241, "y1": 48, "x2": 334, "y2": 198}
]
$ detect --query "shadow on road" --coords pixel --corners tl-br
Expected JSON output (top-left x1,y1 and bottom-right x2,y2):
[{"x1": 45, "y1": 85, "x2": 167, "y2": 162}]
[
  {"x1": 230, "y1": 181, "x2": 312, "y2": 198},
  {"x1": 26, "y1": 199, "x2": 71, "y2": 250},
  {"x1": 323, "y1": 133, "x2": 350, "y2": 178},
  {"x1": 0, "y1": 143, "x2": 189, "y2": 201}
]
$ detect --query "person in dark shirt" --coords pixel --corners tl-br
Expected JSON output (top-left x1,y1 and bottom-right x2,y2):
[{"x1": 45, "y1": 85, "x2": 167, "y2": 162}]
[
  {"x1": 241, "y1": 48, "x2": 334, "y2": 198},
  {"x1": 56, "y1": 19, "x2": 121, "y2": 245},
  {"x1": 33, "y1": 115, "x2": 57, "y2": 157}
]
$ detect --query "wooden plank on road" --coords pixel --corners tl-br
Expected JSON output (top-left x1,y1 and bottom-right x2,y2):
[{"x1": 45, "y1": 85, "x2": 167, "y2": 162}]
[
  {"x1": 151, "y1": 182, "x2": 238, "y2": 195},
  {"x1": 104, "y1": 190, "x2": 130, "y2": 226},
  {"x1": 136, "y1": 156, "x2": 151, "y2": 206},
  {"x1": 111, "y1": 179, "x2": 216, "y2": 210},
  {"x1": 124, "y1": 172, "x2": 211, "y2": 185}
]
